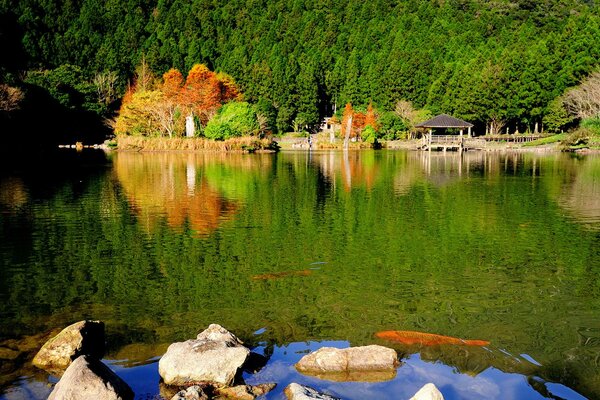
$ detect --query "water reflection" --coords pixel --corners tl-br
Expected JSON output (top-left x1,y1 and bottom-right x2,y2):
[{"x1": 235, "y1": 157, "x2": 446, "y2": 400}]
[
  {"x1": 1, "y1": 150, "x2": 600, "y2": 400},
  {"x1": 114, "y1": 153, "x2": 268, "y2": 236},
  {"x1": 0, "y1": 177, "x2": 28, "y2": 211},
  {"x1": 557, "y1": 156, "x2": 600, "y2": 229}
]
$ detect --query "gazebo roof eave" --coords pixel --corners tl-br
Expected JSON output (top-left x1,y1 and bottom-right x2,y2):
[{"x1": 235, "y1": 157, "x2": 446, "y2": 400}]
[{"x1": 415, "y1": 113, "x2": 474, "y2": 129}]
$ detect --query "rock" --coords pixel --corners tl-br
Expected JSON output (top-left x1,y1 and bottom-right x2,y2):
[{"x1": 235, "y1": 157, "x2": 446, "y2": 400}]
[
  {"x1": 216, "y1": 383, "x2": 276, "y2": 399},
  {"x1": 32, "y1": 320, "x2": 105, "y2": 374},
  {"x1": 409, "y1": 383, "x2": 444, "y2": 400},
  {"x1": 196, "y1": 324, "x2": 245, "y2": 347},
  {"x1": 284, "y1": 383, "x2": 340, "y2": 400},
  {"x1": 171, "y1": 385, "x2": 209, "y2": 400},
  {"x1": 0, "y1": 346, "x2": 21, "y2": 360},
  {"x1": 48, "y1": 355, "x2": 134, "y2": 400},
  {"x1": 158, "y1": 324, "x2": 250, "y2": 386},
  {"x1": 295, "y1": 345, "x2": 398, "y2": 380}
]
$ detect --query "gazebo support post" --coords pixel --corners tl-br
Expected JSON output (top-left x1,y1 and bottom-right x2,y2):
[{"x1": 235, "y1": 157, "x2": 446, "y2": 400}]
[{"x1": 428, "y1": 129, "x2": 432, "y2": 152}]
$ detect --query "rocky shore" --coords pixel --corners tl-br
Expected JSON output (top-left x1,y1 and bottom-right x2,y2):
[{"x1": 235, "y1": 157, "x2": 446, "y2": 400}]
[{"x1": 30, "y1": 321, "x2": 444, "y2": 400}]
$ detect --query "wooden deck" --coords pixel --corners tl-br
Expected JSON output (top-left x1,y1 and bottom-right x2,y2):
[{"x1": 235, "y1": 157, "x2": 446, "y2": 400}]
[
  {"x1": 420, "y1": 134, "x2": 544, "y2": 151},
  {"x1": 421, "y1": 135, "x2": 486, "y2": 152}
]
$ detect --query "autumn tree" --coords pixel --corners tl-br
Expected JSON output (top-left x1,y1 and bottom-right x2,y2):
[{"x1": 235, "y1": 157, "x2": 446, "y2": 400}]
[
  {"x1": 563, "y1": 71, "x2": 600, "y2": 119},
  {"x1": 341, "y1": 103, "x2": 354, "y2": 147},
  {"x1": 162, "y1": 68, "x2": 184, "y2": 100},
  {"x1": 0, "y1": 84, "x2": 24, "y2": 112}
]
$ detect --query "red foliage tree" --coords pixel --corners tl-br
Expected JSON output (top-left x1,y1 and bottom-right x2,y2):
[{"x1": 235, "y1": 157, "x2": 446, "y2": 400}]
[
  {"x1": 181, "y1": 64, "x2": 222, "y2": 124},
  {"x1": 365, "y1": 102, "x2": 377, "y2": 130},
  {"x1": 162, "y1": 68, "x2": 184, "y2": 100}
]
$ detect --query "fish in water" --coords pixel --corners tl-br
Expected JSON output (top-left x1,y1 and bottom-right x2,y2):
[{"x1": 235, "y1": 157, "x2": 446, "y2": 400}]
[
  {"x1": 251, "y1": 270, "x2": 312, "y2": 280},
  {"x1": 375, "y1": 330, "x2": 489, "y2": 347}
]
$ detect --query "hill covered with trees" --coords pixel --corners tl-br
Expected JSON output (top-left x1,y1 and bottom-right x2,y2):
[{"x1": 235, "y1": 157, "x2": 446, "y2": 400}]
[{"x1": 1, "y1": 0, "x2": 600, "y2": 141}]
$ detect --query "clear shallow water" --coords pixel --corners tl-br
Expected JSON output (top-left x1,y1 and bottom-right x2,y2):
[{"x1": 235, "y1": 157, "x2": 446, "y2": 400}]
[{"x1": 1, "y1": 149, "x2": 600, "y2": 399}]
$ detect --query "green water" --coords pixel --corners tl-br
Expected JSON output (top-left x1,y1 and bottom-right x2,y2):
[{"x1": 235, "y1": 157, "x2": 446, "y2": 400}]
[{"x1": 1, "y1": 150, "x2": 599, "y2": 399}]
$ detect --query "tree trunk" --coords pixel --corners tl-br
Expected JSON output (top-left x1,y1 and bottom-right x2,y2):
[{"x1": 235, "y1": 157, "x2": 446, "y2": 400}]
[{"x1": 344, "y1": 115, "x2": 352, "y2": 149}]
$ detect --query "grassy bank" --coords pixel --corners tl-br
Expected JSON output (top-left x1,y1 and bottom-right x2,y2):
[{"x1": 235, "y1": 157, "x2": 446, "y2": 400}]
[{"x1": 115, "y1": 136, "x2": 278, "y2": 153}]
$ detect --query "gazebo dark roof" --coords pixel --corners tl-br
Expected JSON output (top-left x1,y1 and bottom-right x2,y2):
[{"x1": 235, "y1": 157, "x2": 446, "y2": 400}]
[{"x1": 415, "y1": 114, "x2": 474, "y2": 129}]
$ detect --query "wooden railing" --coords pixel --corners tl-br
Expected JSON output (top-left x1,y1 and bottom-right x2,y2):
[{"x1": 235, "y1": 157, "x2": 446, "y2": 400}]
[
  {"x1": 430, "y1": 135, "x2": 463, "y2": 144},
  {"x1": 422, "y1": 134, "x2": 487, "y2": 151},
  {"x1": 480, "y1": 135, "x2": 543, "y2": 143}
]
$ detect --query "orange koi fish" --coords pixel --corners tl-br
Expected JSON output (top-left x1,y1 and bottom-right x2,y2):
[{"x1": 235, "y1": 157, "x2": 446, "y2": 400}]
[
  {"x1": 251, "y1": 270, "x2": 312, "y2": 280},
  {"x1": 375, "y1": 330, "x2": 489, "y2": 347}
]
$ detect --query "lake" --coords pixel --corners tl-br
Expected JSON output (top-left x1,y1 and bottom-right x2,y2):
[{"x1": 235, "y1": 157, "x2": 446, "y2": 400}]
[{"x1": 1, "y1": 149, "x2": 599, "y2": 400}]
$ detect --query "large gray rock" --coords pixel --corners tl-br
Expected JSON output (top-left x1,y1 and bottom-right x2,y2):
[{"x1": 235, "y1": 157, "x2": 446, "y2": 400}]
[
  {"x1": 284, "y1": 383, "x2": 340, "y2": 400},
  {"x1": 158, "y1": 324, "x2": 250, "y2": 386},
  {"x1": 32, "y1": 320, "x2": 105, "y2": 374},
  {"x1": 296, "y1": 345, "x2": 398, "y2": 379},
  {"x1": 48, "y1": 355, "x2": 133, "y2": 400},
  {"x1": 409, "y1": 383, "x2": 444, "y2": 400}
]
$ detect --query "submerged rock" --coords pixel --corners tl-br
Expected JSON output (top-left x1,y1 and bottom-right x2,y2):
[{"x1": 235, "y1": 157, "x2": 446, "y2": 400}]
[
  {"x1": 32, "y1": 320, "x2": 105, "y2": 374},
  {"x1": 216, "y1": 383, "x2": 276, "y2": 399},
  {"x1": 409, "y1": 383, "x2": 444, "y2": 400},
  {"x1": 284, "y1": 383, "x2": 340, "y2": 400},
  {"x1": 158, "y1": 324, "x2": 250, "y2": 386},
  {"x1": 171, "y1": 385, "x2": 209, "y2": 400},
  {"x1": 48, "y1": 355, "x2": 134, "y2": 400},
  {"x1": 295, "y1": 345, "x2": 398, "y2": 381}
]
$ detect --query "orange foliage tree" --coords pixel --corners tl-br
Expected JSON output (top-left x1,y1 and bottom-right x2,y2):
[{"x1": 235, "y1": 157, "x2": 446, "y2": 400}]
[
  {"x1": 365, "y1": 103, "x2": 377, "y2": 130},
  {"x1": 115, "y1": 63, "x2": 242, "y2": 137},
  {"x1": 341, "y1": 103, "x2": 367, "y2": 140},
  {"x1": 162, "y1": 68, "x2": 184, "y2": 100}
]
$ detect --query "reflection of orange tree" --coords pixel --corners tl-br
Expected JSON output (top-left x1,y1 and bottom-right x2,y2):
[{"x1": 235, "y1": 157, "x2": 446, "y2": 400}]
[
  {"x1": 114, "y1": 153, "x2": 238, "y2": 236},
  {"x1": 0, "y1": 177, "x2": 29, "y2": 210},
  {"x1": 340, "y1": 151, "x2": 379, "y2": 191}
]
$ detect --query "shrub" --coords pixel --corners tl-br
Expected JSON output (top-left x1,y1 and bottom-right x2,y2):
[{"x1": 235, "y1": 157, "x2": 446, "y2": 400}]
[
  {"x1": 361, "y1": 125, "x2": 377, "y2": 143},
  {"x1": 562, "y1": 128, "x2": 592, "y2": 149},
  {"x1": 581, "y1": 117, "x2": 600, "y2": 135},
  {"x1": 204, "y1": 102, "x2": 259, "y2": 140},
  {"x1": 378, "y1": 112, "x2": 408, "y2": 140}
]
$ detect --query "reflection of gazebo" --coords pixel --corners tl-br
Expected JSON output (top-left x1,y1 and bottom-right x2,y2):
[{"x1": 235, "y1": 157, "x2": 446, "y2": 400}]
[
  {"x1": 416, "y1": 114, "x2": 475, "y2": 152},
  {"x1": 416, "y1": 114, "x2": 474, "y2": 137}
]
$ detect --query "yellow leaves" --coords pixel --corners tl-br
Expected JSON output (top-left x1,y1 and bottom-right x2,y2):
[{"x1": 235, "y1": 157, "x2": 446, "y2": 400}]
[
  {"x1": 114, "y1": 90, "x2": 166, "y2": 136},
  {"x1": 115, "y1": 63, "x2": 243, "y2": 137}
]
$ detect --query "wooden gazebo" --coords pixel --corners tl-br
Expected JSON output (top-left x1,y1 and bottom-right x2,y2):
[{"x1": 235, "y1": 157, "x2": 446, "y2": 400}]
[
  {"x1": 416, "y1": 114, "x2": 476, "y2": 152},
  {"x1": 415, "y1": 114, "x2": 474, "y2": 137}
]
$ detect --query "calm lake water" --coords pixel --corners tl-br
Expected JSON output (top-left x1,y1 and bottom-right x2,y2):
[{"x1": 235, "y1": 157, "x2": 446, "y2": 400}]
[{"x1": 1, "y1": 149, "x2": 600, "y2": 400}]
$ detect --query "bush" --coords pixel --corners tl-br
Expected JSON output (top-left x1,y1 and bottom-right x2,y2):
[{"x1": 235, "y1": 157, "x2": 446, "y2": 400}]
[
  {"x1": 581, "y1": 117, "x2": 600, "y2": 135},
  {"x1": 204, "y1": 102, "x2": 259, "y2": 140},
  {"x1": 361, "y1": 125, "x2": 377, "y2": 143},
  {"x1": 378, "y1": 112, "x2": 408, "y2": 140},
  {"x1": 562, "y1": 128, "x2": 592, "y2": 149}
]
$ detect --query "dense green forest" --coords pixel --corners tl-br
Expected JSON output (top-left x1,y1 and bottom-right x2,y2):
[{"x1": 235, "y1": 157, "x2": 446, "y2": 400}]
[{"x1": 1, "y1": 0, "x2": 600, "y2": 141}]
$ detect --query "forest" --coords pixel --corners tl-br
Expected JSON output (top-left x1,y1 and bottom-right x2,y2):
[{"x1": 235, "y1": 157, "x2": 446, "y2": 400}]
[{"x1": 1, "y1": 0, "x2": 600, "y2": 145}]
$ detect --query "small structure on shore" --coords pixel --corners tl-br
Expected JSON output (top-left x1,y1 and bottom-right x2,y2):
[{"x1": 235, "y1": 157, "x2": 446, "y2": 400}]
[{"x1": 416, "y1": 114, "x2": 476, "y2": 152}]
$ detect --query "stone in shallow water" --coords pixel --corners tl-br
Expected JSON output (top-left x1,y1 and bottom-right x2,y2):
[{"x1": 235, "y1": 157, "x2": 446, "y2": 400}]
[
  {"x1": 409, "y1": 383, "x2": 444, "y2": 400},
  {"x1": 158, "y1": 324, "x2": 250, "y2": 386},
  {"x1": 48, "y1": 355, "x2": 134, "y2": 400},
  {"x1": 171, "y1": 385, "x2": 209, "y2": 400},
  {"x1": 32, "y1": 320, "x2": 105, "y2": 374},
  {"x1": 295, "y1": 345, "x2": 398, "y2": 381},
  {"x1": 215, "y1": 383, "x2": 276, "y2": 400},
  {"x1": 284, "y1": 383, "x2": 340, "y2": 400}
]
